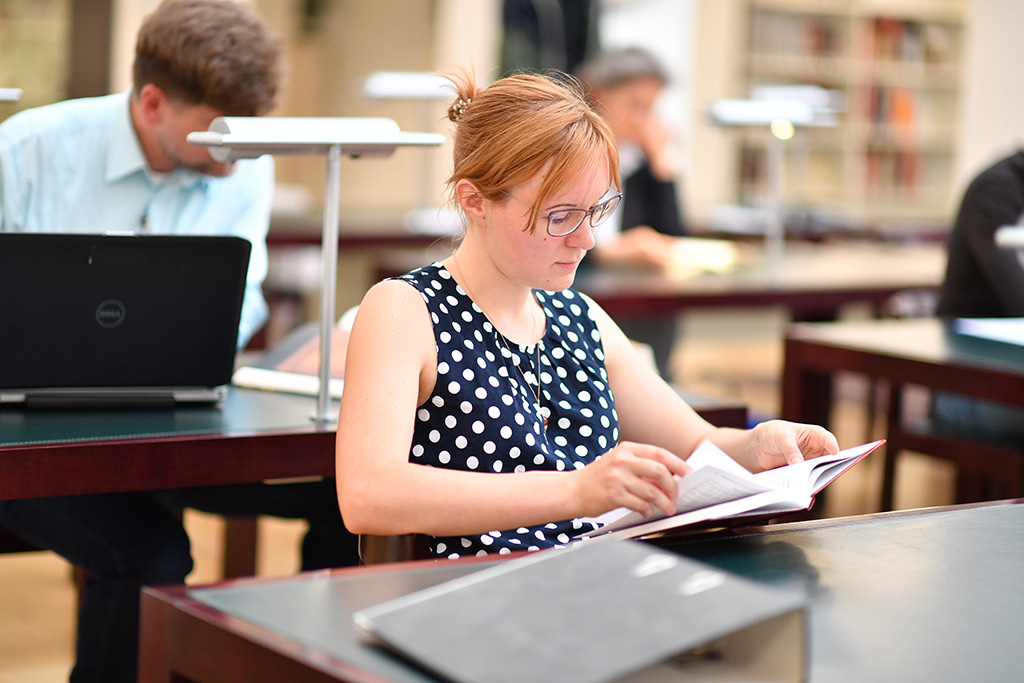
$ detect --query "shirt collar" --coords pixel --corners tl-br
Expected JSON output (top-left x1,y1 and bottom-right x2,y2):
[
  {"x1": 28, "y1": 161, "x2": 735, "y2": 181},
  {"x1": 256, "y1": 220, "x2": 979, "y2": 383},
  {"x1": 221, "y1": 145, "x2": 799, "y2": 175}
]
[
  {"x1": 105, "y1": 89, "x2": 209, "y2": 190},
  {"x1": 106, "y1": 90, "x2": 148, "y2": 184}
]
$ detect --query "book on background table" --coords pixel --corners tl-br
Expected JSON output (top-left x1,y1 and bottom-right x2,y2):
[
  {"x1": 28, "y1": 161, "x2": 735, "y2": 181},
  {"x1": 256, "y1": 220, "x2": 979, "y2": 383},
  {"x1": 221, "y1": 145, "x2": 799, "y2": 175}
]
[
  {"x1": 232, "y1": 322, "x2": 347, "y2": 398},
  {"x1": 952, "y1": 317, "x2": 1024, "y2": 348},
  {"x1": 353, "y1": 538, "x2": 807, "y2": 683},
  {"x1": 581, "y1": 439, "x2": 884, "y2": 541}
]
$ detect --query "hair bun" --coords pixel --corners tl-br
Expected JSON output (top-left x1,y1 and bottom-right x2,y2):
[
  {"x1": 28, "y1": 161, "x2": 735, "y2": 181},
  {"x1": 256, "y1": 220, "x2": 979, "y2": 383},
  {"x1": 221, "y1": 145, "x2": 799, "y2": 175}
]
[{"x1": 448, "y1": 97, "x2": 471, "y2": 122}]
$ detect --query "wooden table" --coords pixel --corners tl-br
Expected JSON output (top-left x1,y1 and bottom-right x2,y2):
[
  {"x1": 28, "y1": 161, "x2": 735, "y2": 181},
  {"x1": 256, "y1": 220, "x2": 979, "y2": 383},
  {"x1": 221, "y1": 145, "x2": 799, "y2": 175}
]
[
  {"x1": 574, "y1": 239, "x2": 945, "y2": 320},
  {"x1": 782, "y1": 317, "x2": 1024, "y2": 506},
  {"x1": 139, "y1": 499, "x2": 1024, "y2": 682},
  {"x1": 0, "y1": 387, "x2": 338, "y2": 501},
  {"x1": 781, "y1": 317, "x2": 1024, "y2": 430},
  {"x1": 0, "y1": 384, "x2": 745, "y2": 502},
  {"x1": 373, "y1": 239, "x2": 946, "y2": 321}
]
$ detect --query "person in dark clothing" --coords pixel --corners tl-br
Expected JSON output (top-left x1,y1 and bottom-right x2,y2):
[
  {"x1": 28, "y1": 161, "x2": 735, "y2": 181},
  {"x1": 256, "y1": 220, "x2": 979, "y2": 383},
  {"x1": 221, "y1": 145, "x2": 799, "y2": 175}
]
[
  {"x1": 576, "y1": 47, "x2": 687, "y2": 377},
  {"x1": 932, "y1": 150, "x2": 1024, "y2": 440},
  {"x1": 501, "y1": 0, "x2": 600, "y2": 76},
  {"x1": 937, "y1": 151, "x2": 1024, "y2": 319}
]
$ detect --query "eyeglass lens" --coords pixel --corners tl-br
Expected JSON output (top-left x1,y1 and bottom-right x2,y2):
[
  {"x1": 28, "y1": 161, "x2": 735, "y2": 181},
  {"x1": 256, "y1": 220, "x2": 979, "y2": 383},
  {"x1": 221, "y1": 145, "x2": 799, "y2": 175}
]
[{"x1": 547, "y1": 194, "x2": 621, "y2": 236}]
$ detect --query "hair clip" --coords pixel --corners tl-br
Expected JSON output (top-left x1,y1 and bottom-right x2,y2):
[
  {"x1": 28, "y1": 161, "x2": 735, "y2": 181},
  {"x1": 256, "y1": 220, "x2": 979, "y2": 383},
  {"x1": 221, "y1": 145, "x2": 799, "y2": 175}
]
[{"x1": 448, "y1": 97, "x2": 472, "y2": 122}]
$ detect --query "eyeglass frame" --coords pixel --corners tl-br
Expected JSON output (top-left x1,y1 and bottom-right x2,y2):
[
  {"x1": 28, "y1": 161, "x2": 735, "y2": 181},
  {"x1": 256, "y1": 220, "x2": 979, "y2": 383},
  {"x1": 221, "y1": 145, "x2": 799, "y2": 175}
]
[{"x1": 500, "y1": 189, "x2": 623, "y2": 237}]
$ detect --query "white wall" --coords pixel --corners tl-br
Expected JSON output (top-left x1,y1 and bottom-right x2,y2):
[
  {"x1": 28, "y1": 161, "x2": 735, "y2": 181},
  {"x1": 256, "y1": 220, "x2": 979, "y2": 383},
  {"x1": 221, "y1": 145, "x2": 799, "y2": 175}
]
[{"x1": 956, "y1": 0, "x2": 1024, "y2": 194}]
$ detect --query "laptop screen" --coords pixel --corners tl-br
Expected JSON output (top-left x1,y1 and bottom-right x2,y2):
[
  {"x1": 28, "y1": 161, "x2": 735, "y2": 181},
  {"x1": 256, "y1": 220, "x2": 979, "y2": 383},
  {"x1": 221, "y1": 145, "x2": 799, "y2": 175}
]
[{"x1": 0, "y1": 233, "x2": 250, "y2": 406}]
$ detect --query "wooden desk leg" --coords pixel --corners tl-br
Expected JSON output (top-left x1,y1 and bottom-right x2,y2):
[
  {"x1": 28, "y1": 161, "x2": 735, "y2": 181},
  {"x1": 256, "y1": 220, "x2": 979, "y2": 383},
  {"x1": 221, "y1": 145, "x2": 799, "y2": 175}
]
[
  {"x1": 781, "y1": 338, "x2": 831, "y2": 427},
  {"x1": 138, "y1": 589, "x2": 179, "y2": 683},
  {"x1": 222, "y1": 517, "x2": 259, "y2": 579},
  {"x1": 881, "y1": 385, "x2": 903, "y2": 511}
]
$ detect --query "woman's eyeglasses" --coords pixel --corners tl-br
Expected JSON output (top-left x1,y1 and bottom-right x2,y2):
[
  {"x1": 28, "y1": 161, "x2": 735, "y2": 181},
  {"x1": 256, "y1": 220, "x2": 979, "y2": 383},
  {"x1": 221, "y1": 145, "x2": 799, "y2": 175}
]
[{"x1": 501, "y1": 190, "x2": 623, "y2": 237}]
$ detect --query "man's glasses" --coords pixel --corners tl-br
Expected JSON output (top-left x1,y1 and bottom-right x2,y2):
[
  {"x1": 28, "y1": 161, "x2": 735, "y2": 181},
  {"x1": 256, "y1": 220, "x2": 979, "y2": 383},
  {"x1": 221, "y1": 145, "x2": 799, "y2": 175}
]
[{"x1": 502, "y1": 190, "x2": 623, "y2": 237}]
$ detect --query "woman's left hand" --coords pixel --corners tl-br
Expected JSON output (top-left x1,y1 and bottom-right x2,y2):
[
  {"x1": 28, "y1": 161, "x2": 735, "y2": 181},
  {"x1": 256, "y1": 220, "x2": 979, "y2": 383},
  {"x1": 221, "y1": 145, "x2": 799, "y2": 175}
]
[{"x1": 747, "y1": 420, "x2": 840, "y2": 471}]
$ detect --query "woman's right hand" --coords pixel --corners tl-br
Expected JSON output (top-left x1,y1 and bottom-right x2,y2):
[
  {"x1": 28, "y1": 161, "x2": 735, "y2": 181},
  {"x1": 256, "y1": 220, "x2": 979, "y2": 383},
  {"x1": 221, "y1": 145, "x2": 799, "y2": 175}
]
[{"x1": 572, "y1": 442, "x2": 691, "y2": 519}]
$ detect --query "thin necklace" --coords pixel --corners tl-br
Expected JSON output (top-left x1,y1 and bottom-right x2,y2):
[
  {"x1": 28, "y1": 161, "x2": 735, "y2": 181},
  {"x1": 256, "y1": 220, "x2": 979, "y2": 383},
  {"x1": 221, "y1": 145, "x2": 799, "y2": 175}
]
[{"x1": 449, "y1": 253, "x2": 549, "y2": 428}]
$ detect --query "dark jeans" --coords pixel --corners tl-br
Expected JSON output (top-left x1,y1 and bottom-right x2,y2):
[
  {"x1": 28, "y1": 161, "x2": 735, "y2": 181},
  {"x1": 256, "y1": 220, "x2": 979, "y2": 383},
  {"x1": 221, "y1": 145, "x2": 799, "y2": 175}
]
[
  {"x1": 0, "y1": 479, "x2": 359, "y2": 683},
  {"x1": 0, "y1": 492, "x2": 192, "y2": 683}
]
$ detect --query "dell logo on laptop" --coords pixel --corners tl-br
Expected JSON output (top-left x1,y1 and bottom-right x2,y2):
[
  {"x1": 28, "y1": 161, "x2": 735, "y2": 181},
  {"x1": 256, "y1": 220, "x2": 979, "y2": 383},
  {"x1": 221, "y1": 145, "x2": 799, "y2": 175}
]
[{"x1": 96, "y1": 300, "x2": 126, "y2": 328}]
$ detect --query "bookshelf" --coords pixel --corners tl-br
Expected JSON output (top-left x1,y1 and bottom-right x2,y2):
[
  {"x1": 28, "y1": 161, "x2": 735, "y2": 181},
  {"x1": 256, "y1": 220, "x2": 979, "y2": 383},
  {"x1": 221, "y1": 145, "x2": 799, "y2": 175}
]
[{"x1": 707, "y1": 0, "x2": 967, "y2": 233}]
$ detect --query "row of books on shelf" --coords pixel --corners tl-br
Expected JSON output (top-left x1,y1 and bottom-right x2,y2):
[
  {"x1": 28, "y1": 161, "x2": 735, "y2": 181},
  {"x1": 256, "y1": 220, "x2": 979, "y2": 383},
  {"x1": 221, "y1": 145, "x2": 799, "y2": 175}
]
[
  {"x1": 749, "y1": 10, "x2": 959, "y2": 66},
  {"x1": 749, "y1": 11, "x2": 841, "y2": 59},
  {"x1": 866, "y1": 85, "x2": 917, "y2": 136},
  {"x1": 863, "y1": 149, "x2": 926, "y2": 198},
  {"x1": 868, "y1": 17, "x2": 957, "y2": 65},
  {"x1": 738, "y1": 145, "x2": 936, "y2": 202}
]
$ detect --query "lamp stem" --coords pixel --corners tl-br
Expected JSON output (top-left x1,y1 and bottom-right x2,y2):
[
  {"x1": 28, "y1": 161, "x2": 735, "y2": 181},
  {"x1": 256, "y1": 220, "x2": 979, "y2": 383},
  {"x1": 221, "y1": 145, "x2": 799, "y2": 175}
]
[
  {"x1": 765, "y1": 134, "x2": 787, "y2": 288},
  {"x1": 314, "y1": 144, "x2": 342, "y2": 422}
]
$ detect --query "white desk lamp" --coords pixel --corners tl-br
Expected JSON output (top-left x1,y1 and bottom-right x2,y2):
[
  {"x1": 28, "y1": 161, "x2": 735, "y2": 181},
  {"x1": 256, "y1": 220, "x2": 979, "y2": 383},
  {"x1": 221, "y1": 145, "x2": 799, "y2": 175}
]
[
  {"x1": 710, "y1": 89, "x2": 840, "y2": 285},
  {"x1": 188, "y1": 117, "x2": 444, "y2": 421}
]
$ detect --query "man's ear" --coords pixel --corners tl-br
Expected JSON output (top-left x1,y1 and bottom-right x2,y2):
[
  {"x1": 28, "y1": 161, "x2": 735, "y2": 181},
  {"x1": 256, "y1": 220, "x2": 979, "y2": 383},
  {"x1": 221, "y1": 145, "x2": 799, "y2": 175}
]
[
  {"x1": 455, "y1": 179, "x2": 486, "y2": 223},
  {"x1": 135, "y1": 84, "x2": 168, "y2": 126}
]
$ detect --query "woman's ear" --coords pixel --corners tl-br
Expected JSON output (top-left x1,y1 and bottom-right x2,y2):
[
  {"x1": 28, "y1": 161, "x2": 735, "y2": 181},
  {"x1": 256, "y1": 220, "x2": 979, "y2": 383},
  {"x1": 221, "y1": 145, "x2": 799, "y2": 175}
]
[{"x1": 455, "y1": 179, "x2": 486, "y2": 224}]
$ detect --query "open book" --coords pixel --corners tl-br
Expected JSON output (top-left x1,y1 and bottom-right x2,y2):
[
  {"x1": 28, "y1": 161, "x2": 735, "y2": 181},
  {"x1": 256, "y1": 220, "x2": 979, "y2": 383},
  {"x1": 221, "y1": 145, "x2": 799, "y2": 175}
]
[{"x1": 581, "y1": 439, "x2": 884, "y2": 541}]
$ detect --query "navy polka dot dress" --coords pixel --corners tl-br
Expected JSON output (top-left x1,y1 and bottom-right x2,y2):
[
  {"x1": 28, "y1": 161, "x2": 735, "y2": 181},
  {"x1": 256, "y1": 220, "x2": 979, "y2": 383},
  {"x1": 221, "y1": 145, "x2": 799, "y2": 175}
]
[{"x1": 396, "y1": 262, "x2": 620, "y2": 559}]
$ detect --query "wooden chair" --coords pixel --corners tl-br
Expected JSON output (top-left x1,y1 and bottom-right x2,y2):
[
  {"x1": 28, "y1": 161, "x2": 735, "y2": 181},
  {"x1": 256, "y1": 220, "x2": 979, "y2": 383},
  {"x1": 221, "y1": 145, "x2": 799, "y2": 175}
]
[
  {"x1": 359, "y1": 533, "x2": 432, "y2": 565},
  {"x1": 881, "y1": 384, "x2": 1024, "y2": 510}
]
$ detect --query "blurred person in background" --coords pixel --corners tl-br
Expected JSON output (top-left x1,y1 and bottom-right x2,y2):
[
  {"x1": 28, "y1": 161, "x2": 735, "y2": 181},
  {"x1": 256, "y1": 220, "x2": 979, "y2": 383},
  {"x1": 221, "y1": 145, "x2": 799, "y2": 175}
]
[{"x1": 576, "y1": 47, "x2": 688, "y2": 378}]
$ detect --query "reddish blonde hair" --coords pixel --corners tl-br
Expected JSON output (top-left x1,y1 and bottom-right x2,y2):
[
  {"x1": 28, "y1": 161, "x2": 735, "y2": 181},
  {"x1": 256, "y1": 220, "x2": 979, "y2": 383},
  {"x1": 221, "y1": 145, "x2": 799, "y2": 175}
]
[{"x1": 444, "y1": 70, "x2": 620, "y2": 232}]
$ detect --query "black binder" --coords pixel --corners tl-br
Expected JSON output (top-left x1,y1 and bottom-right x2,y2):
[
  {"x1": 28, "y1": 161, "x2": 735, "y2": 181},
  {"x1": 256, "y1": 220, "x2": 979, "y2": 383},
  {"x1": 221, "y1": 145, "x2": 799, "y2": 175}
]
[{"x1": 353, "y1": 538, "x2": 807, "y2": 682}]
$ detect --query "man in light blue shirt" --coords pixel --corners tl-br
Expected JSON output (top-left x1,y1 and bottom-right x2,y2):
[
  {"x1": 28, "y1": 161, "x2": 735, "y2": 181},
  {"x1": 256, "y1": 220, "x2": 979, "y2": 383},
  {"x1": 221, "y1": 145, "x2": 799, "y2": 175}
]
[
  {"x1": 0, "y1": 88, "x2": 272, "y2": 348},
  {"x1": 0, "y1": 2, "x2": 357, "y2": 682}
]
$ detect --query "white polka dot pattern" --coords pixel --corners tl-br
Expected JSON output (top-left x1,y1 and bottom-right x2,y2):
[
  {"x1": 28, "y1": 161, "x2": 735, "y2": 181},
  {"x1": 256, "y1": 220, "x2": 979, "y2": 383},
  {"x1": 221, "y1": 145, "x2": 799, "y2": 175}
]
[{"x1": 396, "y1": 263, "x2": 619, "y2": 558}]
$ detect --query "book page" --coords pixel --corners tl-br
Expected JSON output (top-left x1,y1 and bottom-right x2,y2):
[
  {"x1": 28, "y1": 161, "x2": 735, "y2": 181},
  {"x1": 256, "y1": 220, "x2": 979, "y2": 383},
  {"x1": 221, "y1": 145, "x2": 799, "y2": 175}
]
[
  {"x1": 583, "y1": 440, "x2": 884, "y2": 538},
  {"x1": 590, "y1": 441, "x2": 783, "y2": 533},
  {"x1": 753, "y1": 440, "x2": 883, "y2": 493}
]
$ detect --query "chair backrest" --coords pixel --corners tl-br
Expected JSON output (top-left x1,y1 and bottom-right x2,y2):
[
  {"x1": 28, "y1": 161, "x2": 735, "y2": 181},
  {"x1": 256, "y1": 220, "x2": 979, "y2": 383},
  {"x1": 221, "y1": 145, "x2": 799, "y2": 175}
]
[{"x1": 358, "y1": 534, "x2": 432, "y2": 565}]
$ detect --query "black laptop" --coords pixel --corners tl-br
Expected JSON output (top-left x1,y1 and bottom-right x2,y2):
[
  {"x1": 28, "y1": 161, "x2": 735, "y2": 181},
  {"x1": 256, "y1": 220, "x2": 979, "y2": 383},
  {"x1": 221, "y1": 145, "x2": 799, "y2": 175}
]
[{"x1": 0, "y1": 233, "x2": 250, "y2": 408}]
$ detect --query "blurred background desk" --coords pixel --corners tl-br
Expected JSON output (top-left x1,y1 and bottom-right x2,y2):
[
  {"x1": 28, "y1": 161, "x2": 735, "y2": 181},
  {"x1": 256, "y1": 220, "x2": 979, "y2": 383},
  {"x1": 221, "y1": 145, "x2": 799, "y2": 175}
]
[
  {"x1": 372, "y1": 239, "x2": 946, "y2": 322},
  {"x1": 139, "y1": 500, "x2": 1024, "y2": 683},
  {"x1": 573, "y1": 239, "x2": 945, "y2": 321},
  {"x1": 782, "y1": 318, "x2": 1024, "y2": 508}
]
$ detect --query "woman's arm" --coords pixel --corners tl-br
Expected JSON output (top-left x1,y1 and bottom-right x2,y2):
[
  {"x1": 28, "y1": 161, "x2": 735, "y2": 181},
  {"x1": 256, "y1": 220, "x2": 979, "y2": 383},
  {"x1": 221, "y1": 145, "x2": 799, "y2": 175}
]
[
  {"x1": 590, "y1": 295, "x2": 838, "y2": 471},
  {"x1": 335, "y1": 281, "x2": 689, "y2": 537}
]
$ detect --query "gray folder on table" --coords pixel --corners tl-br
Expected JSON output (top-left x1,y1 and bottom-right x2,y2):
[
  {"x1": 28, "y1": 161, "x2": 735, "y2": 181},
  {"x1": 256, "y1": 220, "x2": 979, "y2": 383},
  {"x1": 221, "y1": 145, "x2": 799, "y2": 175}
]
[
  {"x1": 0, "y1": 233, "x2": 249, "y2": 407},
  {"x1": 353, "y1": 538, "x2": 807, "y2": 683}
]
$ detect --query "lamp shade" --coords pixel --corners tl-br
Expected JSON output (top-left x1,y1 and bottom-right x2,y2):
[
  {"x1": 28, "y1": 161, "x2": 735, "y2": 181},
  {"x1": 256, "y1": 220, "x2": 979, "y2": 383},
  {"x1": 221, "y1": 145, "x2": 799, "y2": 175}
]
[{"x1": 187, "y1": 116, "x2": 445, "y2": 161}]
